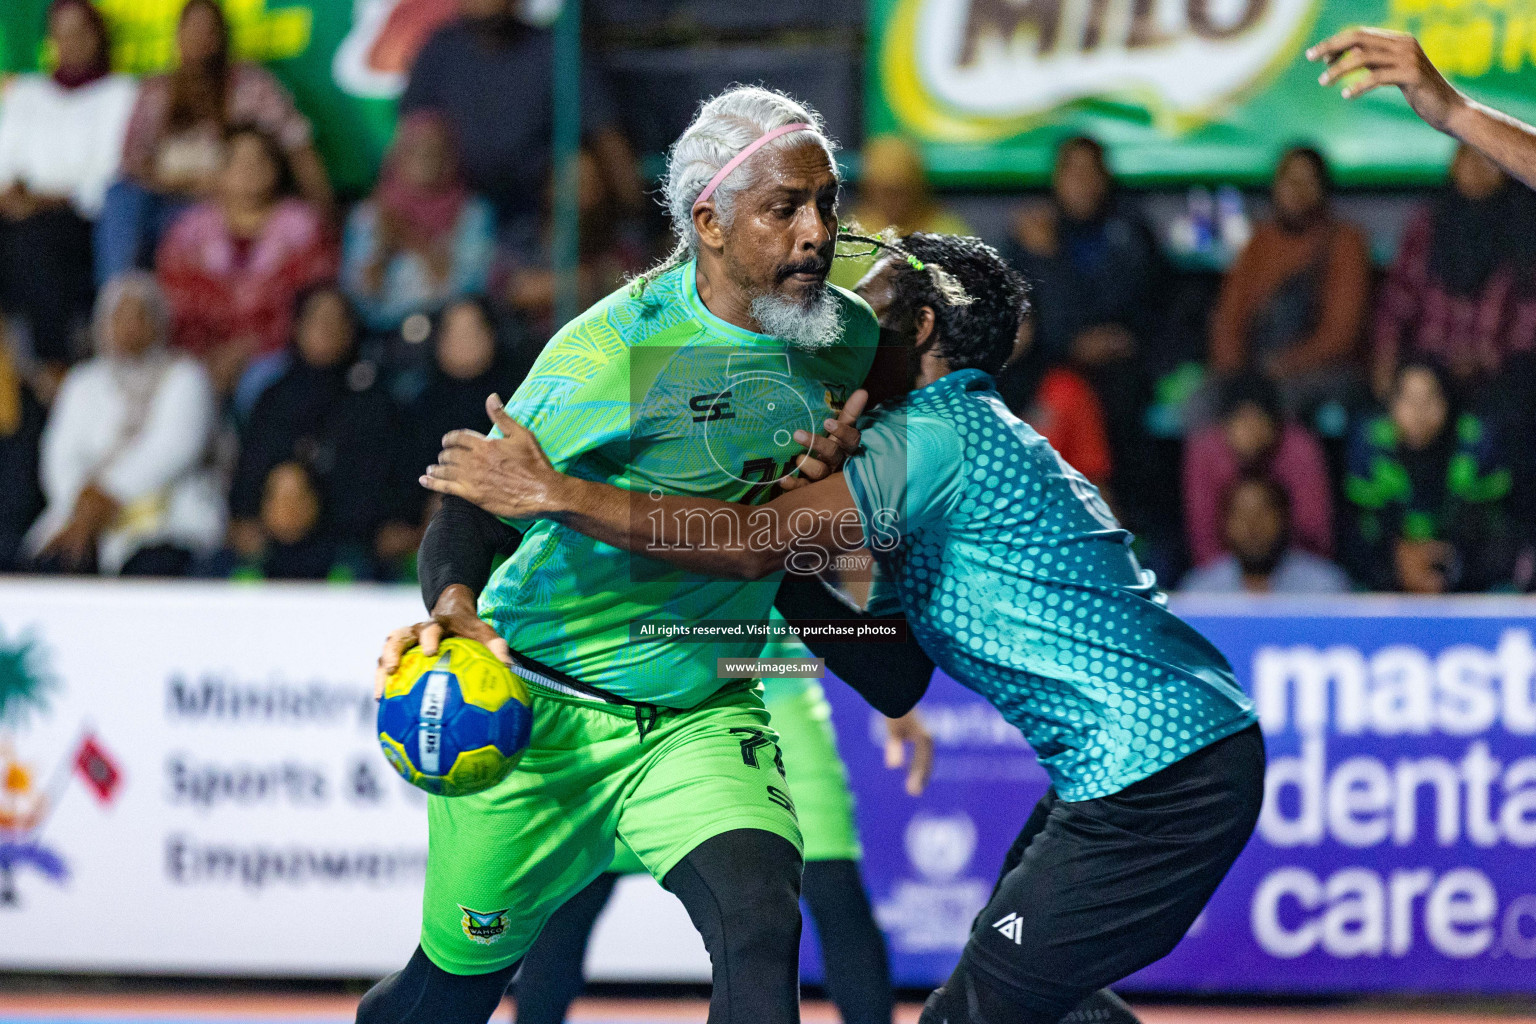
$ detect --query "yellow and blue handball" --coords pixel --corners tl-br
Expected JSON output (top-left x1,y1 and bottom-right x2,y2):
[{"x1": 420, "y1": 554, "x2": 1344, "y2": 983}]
[{"x1": 377, "y1": 637, "x2": 533, "y2": 796}]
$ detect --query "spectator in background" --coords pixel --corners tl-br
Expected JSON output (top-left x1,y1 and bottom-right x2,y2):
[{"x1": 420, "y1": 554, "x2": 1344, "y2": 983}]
[
  {"x1": 234, "y1": 460, "x2": 344, "y2": 581},
  {"x1": 1343, "y1": 359, "x2": 1515, "y2": 593},
  {"x1": 0, "y1": 0, "x2": 137, "y2": 379},
  {"x1": 227, "y1": 285, "x2": 394, "y2": 577},
  {"x1": 401, "y1": 0, "x2": 642, "y2": 263},
  {"x1": 157, "y1": 125, "x2": 337, "y2": 395},
  {"x1": 1209, "y1": 147, "x2": 1370, "y2": 422},
  {"x1": 1003, "y1": 135, "x2": 1164, "y2": 525},
  {"x1": 500, "y1": 149, "x2": 650, "y2": 339},
  {"x1": 830, "y1": 135, "x2": 970, "y2": 290},
  {"x1": 1371, "y1": 144, "x2": 1526, "y2": 401},
  {"x1": 22, "y1": 273, "x2": 223, "y2": 576},
  {"x1": 1004, "y1": 136, "x2": 1161, "y2": 366},
  {"x1": 1183, "y1": 373, "x2": 1333, "y2": 567},
  {"x1": 377, "y1": 296, "x2": 526, "y2": 573},
  {"x1": 343, "y1": 111, "x2": 495, "y2": 332},
  {"x1": 1180, "y1": 476, "x2": 1351, "y2": 594},
  {"x1": 0, "y1": 326, "x2": 44, "y2": 571},
  {"x1": 97, "y1": 0, "x2": 331, "y2": 283}
]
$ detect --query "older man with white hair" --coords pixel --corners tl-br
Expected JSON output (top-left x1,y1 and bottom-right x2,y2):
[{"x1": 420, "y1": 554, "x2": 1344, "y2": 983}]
[{"x1": 357, "y1": 86, "x2": 879, "y2": 1024}]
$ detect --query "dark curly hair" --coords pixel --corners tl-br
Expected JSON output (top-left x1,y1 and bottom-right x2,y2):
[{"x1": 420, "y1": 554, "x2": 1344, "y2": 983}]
[{"x1": 846, "y1": 231, "x2": 1029, "y2": 376}]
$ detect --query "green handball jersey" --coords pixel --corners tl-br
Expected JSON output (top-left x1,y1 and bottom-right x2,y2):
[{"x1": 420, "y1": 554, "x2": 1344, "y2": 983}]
[
  {"x1": 844, "y1": 369, "x2": 1257, "y2": 801},
  {"x1": 481, "y1": 262, "x2": 877, "y2": 708}
]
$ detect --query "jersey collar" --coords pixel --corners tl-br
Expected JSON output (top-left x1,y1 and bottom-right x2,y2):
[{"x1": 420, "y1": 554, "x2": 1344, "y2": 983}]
[{"x1": 683, "y1": 260, "x2": 789, "y2": 347}]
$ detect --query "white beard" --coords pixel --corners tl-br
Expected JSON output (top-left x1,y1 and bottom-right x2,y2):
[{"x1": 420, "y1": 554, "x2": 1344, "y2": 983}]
[{"x1": 750, "y1": 285, "x2": 844, "y2": 351}]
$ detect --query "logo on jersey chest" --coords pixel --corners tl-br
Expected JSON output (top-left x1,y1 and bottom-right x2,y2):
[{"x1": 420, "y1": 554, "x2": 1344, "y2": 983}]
[{"x1": 690, "y1": 391, "x2": 736, "y2": 422}]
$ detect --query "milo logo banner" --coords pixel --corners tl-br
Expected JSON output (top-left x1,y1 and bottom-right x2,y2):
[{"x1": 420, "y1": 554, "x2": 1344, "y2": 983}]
[
  {"x1": 818, "y1": 597, "x2": 1536, "y2": 991},
  {"x1": 868, "y1": 0, "x2": 1536, "y2": 183}
]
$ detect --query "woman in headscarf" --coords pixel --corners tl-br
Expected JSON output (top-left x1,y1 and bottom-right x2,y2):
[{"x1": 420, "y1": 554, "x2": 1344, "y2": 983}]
[
  {"x1": 1343, "y1": 358, "x2": 1516, "y2": 592},
  {"x1": 23, "y1": 272, "x2": 223, "y2": 575},
  {"x1": 375, "y1": 295, "x2": 528, "y2": 575},
  {"x1": 0, "y1": 0, "x2": 138, "y2": 376},
  {"x1": 227, "y1": 284, "x2": 396, "y2": 573},
  {"x1": 343, "y1": 111, "x2": 495, "y2": 331},
  {"x1": 95, "y1": 0, "x2": 331, "y2": 283},
  {"x1": 1208, "y1": 146, "x2": 1371, "y2": 421},
  {"x1": 1372, "y1": 144, "x2": 1525, "y2": 400},
  {"x1": 156, "y1": 123, "x2": 338, "y2": 394}
]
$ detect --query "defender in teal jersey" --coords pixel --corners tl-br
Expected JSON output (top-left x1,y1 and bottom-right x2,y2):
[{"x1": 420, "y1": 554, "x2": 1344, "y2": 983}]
[
  {"x1": 360, "y1": 88, "x2": 882, "y2": 1024},
  {"x1": 441, "y1": 234, "x2": 1263, "y2": 1024}
]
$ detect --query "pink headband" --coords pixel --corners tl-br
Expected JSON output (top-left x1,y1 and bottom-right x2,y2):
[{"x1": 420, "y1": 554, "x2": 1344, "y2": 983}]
[{"x1": 692, "y1": 122, "x2": 814, "y2": 211}]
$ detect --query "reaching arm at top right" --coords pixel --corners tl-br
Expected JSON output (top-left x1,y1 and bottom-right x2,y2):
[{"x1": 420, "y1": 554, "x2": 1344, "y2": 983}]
[{"x1": 1310, "y1": 28, "x2": 1536, "y2": 190}]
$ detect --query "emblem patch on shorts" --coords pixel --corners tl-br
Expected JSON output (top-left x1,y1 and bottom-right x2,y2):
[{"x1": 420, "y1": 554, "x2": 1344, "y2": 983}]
[{"x1": 459, "y1": 905, "x2": 511, "y2": 945}]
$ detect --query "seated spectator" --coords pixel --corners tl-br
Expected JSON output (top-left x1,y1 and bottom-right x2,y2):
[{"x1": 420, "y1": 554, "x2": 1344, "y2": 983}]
[
  {"x1": 377, "y1": 296, "x2": 524, "y2": 571},
  {"x1": 157, "y1": 125, "x2": 338, "y2": 394},
  {"x1": 1343, "y1": 360, "x2": 1515, "y2": 593},
  {"x1": 0, "y1": 0, "x2": 137, "y2": 377},
  {"x1": 1208, "y1": 147, "x2": 1370, "y2": 422},
  {"x1": 1003, "y1": 136, "x2": 1161, "y2": 366},
  {"x1": 227, "y1": 285, "x2": 394, "y2": 573},
  {"x1": 22, "y1": 272, "x2": 223, "y2": 576},
  {"x1": 1183, "y1": 373, "x2": 1333, "y2": 567},
  {"x1": 1180, "y1": 477, "x2": 1350, "y2": 594},
  {"x1": 343, "y1": 111, "x2": 495, "y2": 332},
  {"x1": 1371, "y1": 144, "x2": 1522, "y2": 401},
  {"x1": 230, "y1": 460, "x2": 351, "y2": 581},
  {"x1": 401, "y1": 0, "x2": 641, "y2": 257},
  {"x1": 97, "y1": 0, "x2": 331, "y2": 283},
  {"x1": 1002, "y1": 135, "x2": 1165, "y2": 528},
  {"x1": 500, "y1": 149, "x2": 650, "y2": 339},
  {"x1": 830, "y1": 135, "x2": 970, "y2": 290},
  {"x1": 0, "y1": 325, "x2": 45, "y2": 570}
]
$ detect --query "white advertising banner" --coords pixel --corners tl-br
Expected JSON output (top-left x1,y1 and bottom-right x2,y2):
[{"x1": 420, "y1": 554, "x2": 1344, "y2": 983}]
[{"x1": 0, "y1": 580, "x2": 708, "y2": 979}]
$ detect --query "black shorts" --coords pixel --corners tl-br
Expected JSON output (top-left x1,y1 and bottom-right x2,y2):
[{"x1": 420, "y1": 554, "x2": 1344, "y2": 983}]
[{"x1": 948, "y1": 724, "x2": 1265, "y2": 1023}]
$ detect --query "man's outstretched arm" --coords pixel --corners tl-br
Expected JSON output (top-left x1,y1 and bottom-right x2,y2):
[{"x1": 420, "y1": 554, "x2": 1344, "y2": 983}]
[
  {"x1": 1310, "y1": 28, "x2": 1536, "y2": 190},
  {"x1": 421, "y1": 398, "x2": 874, "y2": 582}
]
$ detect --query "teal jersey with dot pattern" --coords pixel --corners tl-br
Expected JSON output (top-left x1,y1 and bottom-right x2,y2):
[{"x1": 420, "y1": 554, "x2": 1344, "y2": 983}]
[
  {"x1": 479, "y1": 261, "x2": 878, "y2": 708},
  {"x1": 844, "y1": 369, "x2": 1255, "y2": 801}
]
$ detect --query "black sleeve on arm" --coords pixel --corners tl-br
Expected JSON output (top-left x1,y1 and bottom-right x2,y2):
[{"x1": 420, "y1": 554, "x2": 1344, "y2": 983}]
[
  {"x1": 773, "y1": 575, "x2": 933, "y2": 718},
  {"x1": 418, "y1": 495, "x2": 523, "y2": 611}
]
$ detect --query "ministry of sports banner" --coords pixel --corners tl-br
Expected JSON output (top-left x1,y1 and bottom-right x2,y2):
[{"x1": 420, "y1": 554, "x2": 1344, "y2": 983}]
[
  {"x1": 867, "y1": 0, "x2": 1536, "y2": 185},
  {"x1": 0, "y1": 580, "x2": 711, "y2": 979},
  {"x1": 818, "y1": 595, "x2": 1536, "y2": 991}
]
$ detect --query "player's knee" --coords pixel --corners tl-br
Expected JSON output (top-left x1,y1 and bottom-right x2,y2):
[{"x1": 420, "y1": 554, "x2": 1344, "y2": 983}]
[
  {"x1": 669, "y1": 829, "x2": 803, "y2": 960},
  {"x1": 354, "y1": 946, "x2": 514, "y2": 1024},
  {"x1": 719, "y1": 843, "x2": 802, "y2": 957}
]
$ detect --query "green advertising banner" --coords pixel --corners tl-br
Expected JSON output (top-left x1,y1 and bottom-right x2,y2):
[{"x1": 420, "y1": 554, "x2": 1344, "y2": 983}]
[
  {"x1": 0, "y1": 0, "x2": 441, "y2": 192},
  {"x1": 867, "y1": 0, "x2": 1536, "y2": 185}
]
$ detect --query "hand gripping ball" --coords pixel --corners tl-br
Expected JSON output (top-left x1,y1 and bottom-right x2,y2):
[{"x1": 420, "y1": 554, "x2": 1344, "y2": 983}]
[{"x1": 378, "y1": 637, "x2": 533, "y2": 796}]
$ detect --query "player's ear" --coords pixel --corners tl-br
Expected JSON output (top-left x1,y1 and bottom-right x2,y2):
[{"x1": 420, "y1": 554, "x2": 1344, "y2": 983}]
[
  {"x1": 693, "y1": 202, "x2": 727, "y2": 252},
  {"x1": 913, "y1": 306, "x2": 938, "y2": 351}
]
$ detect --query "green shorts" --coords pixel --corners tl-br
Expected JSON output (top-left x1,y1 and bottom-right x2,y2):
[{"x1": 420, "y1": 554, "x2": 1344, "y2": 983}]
[
  {"x1": 421, "y1": 679, "x2": 802, "y2": 974},
  {"x1": 608, "y1": 676, "x2": 859, "y2": 876}
]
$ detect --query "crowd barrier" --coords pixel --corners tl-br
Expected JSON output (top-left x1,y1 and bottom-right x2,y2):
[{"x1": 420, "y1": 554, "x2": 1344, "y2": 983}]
[{"x1": 1, "y1": 581, "x2": 1533, "y2": 993}]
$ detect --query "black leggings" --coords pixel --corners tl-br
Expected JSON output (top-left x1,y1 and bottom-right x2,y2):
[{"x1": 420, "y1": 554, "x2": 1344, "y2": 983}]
[
  {"x1": 512, "y1": 858, "x2": 891, "y2": 1024},
  {"x1": 357, "y1": 829, "x2": 803, "y2": 1024}
]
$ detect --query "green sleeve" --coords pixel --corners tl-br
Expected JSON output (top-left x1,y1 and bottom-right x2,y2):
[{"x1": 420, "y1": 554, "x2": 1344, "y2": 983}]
[{"x1": 499, "y1": 321, "x2": 635, "y2": 472}]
